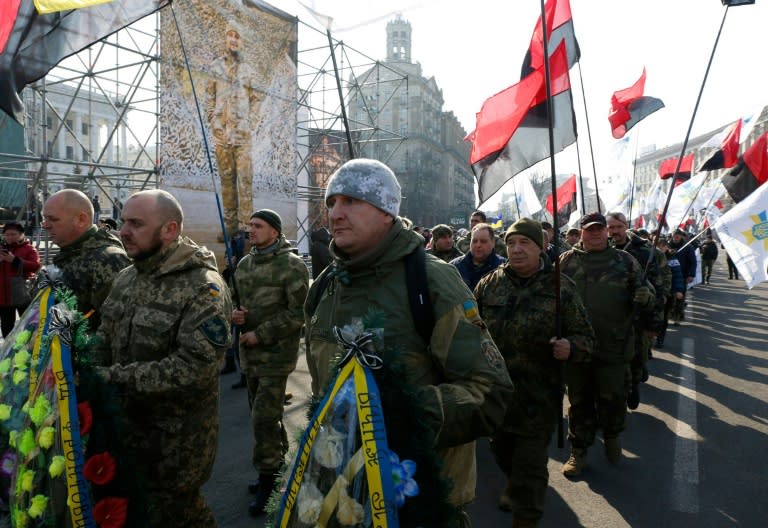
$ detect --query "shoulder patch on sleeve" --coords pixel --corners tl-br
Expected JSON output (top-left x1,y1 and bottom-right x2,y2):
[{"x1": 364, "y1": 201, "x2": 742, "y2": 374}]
[
  {"x1": 198, "y1": 316, "x2": 230, "y2": 347},
  {"x1": 463, "y1": 299, "x2": 479, "y2": 320},
  {"x1": 207, "y1": 282, "x2": 222, "y2": 297}
]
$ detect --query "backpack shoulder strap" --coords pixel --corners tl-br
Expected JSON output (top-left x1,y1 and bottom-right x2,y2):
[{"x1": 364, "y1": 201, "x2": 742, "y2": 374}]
[{"x1": 404, "y1": 245, "x2": 435, "y2": 345}]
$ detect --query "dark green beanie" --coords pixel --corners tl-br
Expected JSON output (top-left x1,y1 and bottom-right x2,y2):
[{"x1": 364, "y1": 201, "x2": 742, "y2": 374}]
[
  {"x1": 504, "y1": 218, "x2": 544, "y2": 249},
  {"x1": 250, "y1": 209, "x2": 282, "y2": 234},
  {"x1": 431, "y1": 224, "x2": 453, "y2": 239}
]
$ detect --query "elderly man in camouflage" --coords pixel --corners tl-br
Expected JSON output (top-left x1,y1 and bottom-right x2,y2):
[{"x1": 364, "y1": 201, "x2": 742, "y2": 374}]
[
  {"x1": 206, "y1": 22, "x2": 263, "y2": 238},
  {"x1": 606, "y1": 212, "x2": 667, "y2": 410},
  {"x1": 40, "y1": 189, "x2": 130, "y2": 329},
  {"x1": 231, "y1": 209, "x2": 309, "y2": 517},
  {"x1": 475, "y1": 218, "x2": 594, "y2": 528},
  {"x1": 93, "y1": 190, "x2": 232, "y2": 527},
  {"x1": 305, "y1": 158, "x2": 513, "y2": 527},
  {"x1": 558, "y1": 212, "x2": 656, "y2": 477}
]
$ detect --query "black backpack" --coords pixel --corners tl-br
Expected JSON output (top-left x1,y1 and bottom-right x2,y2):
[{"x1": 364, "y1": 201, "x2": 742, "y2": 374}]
[{"x1": 307, "y1": 246, "x2": 436, "y2": 345}]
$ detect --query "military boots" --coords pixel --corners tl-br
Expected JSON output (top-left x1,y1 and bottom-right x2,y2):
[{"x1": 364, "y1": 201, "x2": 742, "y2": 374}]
[
  {"x1": 562, "y1": 448, "x2": 587, "y2": 477},
  {"x1": 605, "y1": 436, "x2": 622, "y2": 464},
  {"x1": 249, "y1": 472, "x2": 278, "y2": 517}
]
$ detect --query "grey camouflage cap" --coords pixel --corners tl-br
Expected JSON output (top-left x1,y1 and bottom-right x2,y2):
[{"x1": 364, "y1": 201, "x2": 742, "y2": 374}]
[{"x1": 324, "y1": 158, "x2": 401, "y2": 217}]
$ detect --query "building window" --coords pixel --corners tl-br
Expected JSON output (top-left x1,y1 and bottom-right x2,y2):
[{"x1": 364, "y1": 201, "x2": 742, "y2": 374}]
[
  {"x1": 66, "y1": 119, "x2": 73, "y2": 131},
  {"x1": 46, "y1": 116, "x2": 52, "y2": 129},
  {"x1": 81, "y1": 122, "x2": 89, "y2": 135},
  {"x1": 82, "y1": 147, "x2": 89, "y2": 161},
  {"x1": 65, "y1": 146, "x2": 74, "y2": 160},
  {"x1": 47, "y1": 141, "x2": 54, "y2": 156}
]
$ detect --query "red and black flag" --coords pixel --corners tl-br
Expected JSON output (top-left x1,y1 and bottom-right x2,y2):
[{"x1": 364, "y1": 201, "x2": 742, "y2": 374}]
[
  {"x1": 545, "y1": 174, "x2": 577, "y2": 227},
  {"x1": 658, "y1": 153, "x2": 694, "y2": 185},
  {"x1": 467, "y1": 42, "x2": 577, "y2": 203},
  {"x1": 520, "y1": 0, "x2": 580, "y2": 79},
  {"x1": 721, "y1": 131, "x2": 768, "y2": 203},
  {"x1": 0, "y1": 0, "x2": 168, "y2": 121},
  {"x1": 608, "y1": 67, "x2": 665, "y2": 139},
  {"x1": 698, "y1": 119, "x2": 742, "y2": 172}
]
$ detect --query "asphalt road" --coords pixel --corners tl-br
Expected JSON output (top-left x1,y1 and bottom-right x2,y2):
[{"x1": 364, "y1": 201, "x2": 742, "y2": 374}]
[{"x1": 203, "y1": 261, "x2": 768, "y2": 527}]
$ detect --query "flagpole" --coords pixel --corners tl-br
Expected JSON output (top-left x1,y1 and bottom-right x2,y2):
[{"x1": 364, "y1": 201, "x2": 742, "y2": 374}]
[
  {"x1": 577, "y1": 62, "x2": 601, "y2": 213},
  {"x1": 326, "y1": 30, "x2": 356, "y2": 159},
  {"x1": 575, "y1": 142, "x2": 586, "y2": 215},
  {"x1": 651, "y1": 5, "x2": 731, "y2": 275},
  {"x1": 627, "y1": 130, "x2": 640, "y2": 222},
  {"x1": 672, "y1": 172, "x2": 714, "y2": 231},
  {"x1": 538, "y1": 0, "x2": 564, "y2": 449}
]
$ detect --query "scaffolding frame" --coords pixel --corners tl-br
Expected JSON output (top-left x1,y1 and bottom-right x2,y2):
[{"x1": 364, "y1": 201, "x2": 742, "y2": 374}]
[{"x1": 1, "y1": 6, "x2": 408, "y2": 251}]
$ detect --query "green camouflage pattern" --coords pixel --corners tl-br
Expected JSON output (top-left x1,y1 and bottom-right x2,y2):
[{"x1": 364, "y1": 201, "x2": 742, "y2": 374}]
[
  {"x1": 324, "y1": 158, "x2": 401, "y2": 217},
  {"x1": 426, "y1": 245, "x2": 463, "y2": 263},
  {"x1": 474, "y1": 259, "x2": 594, "y2": 522},
  {"x1": 46, "y1": 225, "x2": 130, "y2": 329},
  {"x1": 305, "y1": 219, "x2": 513, "y2": 507},
  {"x1": 93, "y1": 237, "x2": 232, "y2": 505},
  {"x1": 559, "y1": 245, "x2": 649, "y2": 363},
  {"x1": 234, "y1": 235, "x2": 309, "y2": 376}
]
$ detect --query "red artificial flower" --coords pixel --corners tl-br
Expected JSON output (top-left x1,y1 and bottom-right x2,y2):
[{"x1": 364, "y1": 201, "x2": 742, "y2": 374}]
[
  {"x1": 83, "y1": 452, "x2": 117, "y2": 486},
  {"x1": 78, "y1": 402, "x2": 93, "y2": 436},
  {"x1": 93, "y1": 497, "x2": 128, "y2": 528}
]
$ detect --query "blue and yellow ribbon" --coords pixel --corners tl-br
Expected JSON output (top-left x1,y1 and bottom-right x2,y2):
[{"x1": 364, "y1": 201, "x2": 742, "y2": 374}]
[{"x1": 28, "y1": 287, "x2": 53, "y2": 395}]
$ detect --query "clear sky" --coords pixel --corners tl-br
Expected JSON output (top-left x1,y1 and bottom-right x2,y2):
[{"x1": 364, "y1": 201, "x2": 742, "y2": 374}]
[{"x1": 266, "y1": 0, "x2": 768, "y2": 206}]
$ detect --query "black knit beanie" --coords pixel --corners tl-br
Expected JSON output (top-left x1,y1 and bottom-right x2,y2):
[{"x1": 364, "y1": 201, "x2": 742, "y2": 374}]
[{"x1": 250, "y1": 209, "x2": 282, "y2": 234}]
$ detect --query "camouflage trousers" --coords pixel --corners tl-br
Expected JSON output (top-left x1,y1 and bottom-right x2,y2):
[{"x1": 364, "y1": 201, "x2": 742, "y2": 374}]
[
  {"x1": 146, "y1": 488, "x2": 216, "y2": 527},
  {"x1": 630, "y1": 330, "x2": 652, "y2": 385},
  {"x1": 215, "y1": 143, "x2": 253, "y2": 236},
  {"x1": 489, "y1": 391, "x2": 558, "y2": 522},
  {"x1": 564, "y1": 360, "x2": 630, "y2": 448},
  {"x1": 244, "y1": 372, "x2": 289, "y2": 473}
]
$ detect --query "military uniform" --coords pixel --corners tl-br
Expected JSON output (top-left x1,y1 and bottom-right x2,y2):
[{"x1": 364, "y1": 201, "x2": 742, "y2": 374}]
[
  {"x1": 46, "y1": 225, "x2": 130, "y2": 330},
  {"x1": 426, "y1": 245, "x2": 462, "y2": 263},
  {"x1": 94, "y1": 237, "x2": 232, "y2": 527},
  {"x1": 475, "y1": 258, "x2": 594, "y2": 523},
  {"x1": 612, "y1": 233, "x2": 666, "y2": 388},
  {"x1": 207, "y1": 52, "x2": 263, "y2": 235},
  {"x1": 559, "y1": 244, "x2": 653, "y2": 450},
  {"x1": 235, "y1": 236, "x2": 308, "y2": 474},
  {"x1": 305, "y1": 220, "x2": 513, "y2": 521}
]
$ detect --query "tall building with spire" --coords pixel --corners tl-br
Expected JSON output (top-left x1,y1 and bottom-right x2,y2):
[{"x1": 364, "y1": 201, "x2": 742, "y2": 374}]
[{"x1": 347, "y1": 15, "x2": 475, "y2": 228}]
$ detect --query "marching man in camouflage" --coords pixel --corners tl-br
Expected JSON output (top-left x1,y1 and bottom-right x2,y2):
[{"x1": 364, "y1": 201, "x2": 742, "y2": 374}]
[
  {"x1": 427, "y1": 223, "x2": 462, "y2": 262},
  {"x1": 305, "y1": 158, "x2": 513, "y2": 527},
  {"x1": 558, "y1": 213, "x2": 656, "y2": 476},
  {"x1": 93, "y1": 190, "x2": 232, "y2": 527},
  {"x1": 40, "y1": 189, "x2": 130, "y2": 329},
  {"x1": 475, "y1": 218, "x2": 594, "y2": 528},
  {"x1": 231, "y1": 209, "x2": 309, "y2": 517}
]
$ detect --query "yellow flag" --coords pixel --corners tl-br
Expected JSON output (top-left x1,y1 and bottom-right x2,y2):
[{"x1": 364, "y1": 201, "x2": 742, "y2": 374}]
[{"x1": 34, "y1": 0, "x2": 113, "y2": 15}]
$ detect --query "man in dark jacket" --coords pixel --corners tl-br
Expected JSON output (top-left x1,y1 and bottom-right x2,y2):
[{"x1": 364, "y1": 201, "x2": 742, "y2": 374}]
[
  {"x1": 309, "y1": 226, "x2": 333, "y2": 279},
  {"x1": 427, "y1": 224, "x2": 462, "y2": 262},
  {"x1": 668, "y1": 229, "x2": 697, "y2": 324},
  {"x1": 700, "y1": 235, "x2": 719, "y2": 284},
  {"x1": 450, "y1": 223, "x2": 507, "y2": 291},
  {"x1": 0, "y1": 221, "x2": 41, "y2": 336}
]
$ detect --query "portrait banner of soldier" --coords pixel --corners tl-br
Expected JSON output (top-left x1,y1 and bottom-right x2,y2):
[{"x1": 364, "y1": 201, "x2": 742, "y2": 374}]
[{"x1": 158, "y1": 0, "x2": 299, "y2": 247}]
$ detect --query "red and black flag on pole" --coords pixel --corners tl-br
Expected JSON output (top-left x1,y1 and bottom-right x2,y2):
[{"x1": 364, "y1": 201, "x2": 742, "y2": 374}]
[
  {"x1": 520, "y1": 0, "x2": 580, "y2": 79},
  {"x1": 467, "y1": 42, "x2": 576, "y2": 204},
  {"x1": 608, "y1": 67, "x2": 665, "y2": 139},
  {"x1": 659, "y1": 153, "x2": 694, "y2": 185},
  {"x1": 721, "y1": 131, "x2": 768, "y2": 203},
  {"x1": 545, "y1": 174, "x2": 578, "y2": 227},
  {"x1": 698, "y1": 118, "x2": 742, "y2": 172},
  {"x1": 0, "y1": 0, "x2": 168, "y2": 121}
]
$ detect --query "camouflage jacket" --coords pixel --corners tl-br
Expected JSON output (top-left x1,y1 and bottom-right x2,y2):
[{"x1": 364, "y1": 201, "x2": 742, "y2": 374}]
[
  {"x1": 612, "y1": 233, "x2": 665, "y2": 331},
  {"x1": 235, "y1": 236, "x2": 309, "y2": 376},
  {"x1": 94, "y1": 237, "x2": 232, "y2": 491},
  {"x1": 474, "y1": 259, "x2": 594, "y2": 394},
  {"x1": 559, "y1": 244, "x2": 649, "y2": 363},
  {"x1": 426, "y1": 245, "x2": 462, "y2": 263},
  {"x1": 305, "y1": 219, "x2": 513, "y2": 507},
  {"x1": 48, "y1": 225, "x2": 130, "y2": 329}
]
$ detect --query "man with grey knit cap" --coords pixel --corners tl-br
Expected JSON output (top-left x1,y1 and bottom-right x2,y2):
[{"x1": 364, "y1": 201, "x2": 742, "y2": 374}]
[
  {"x1": 303, "y1": 158, "x2": 513, "y2": 527},
  {"x1": 231, "y1": 208, "x2": 309, "y2": 517},
  {"x1": 475, "y1": 218, "x2": 594, "y2": 527}
]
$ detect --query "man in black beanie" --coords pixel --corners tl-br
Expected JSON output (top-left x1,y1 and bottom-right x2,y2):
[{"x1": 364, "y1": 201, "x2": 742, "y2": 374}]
[{"x1": 230, "y1": 208, "x2": 309, "y2": 517}]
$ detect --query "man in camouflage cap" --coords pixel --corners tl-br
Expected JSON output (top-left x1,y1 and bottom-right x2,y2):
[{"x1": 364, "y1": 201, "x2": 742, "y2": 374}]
[
  {"x1": 558, "y1": 212, "x2": 656, "y2": 476},
  {"x1": 475, "y1": 218, "x2": 594, "y2": 527},
  {"x1": 427, "y1": 223, "x2": 462, "y2": 262},
  {"x1": 306, "y1": 158, "x2": 513, "y2": 527},
  {"x1": 93, "y1": 190, "x2": 232, "y2": 527},
  {"x1": 40, "y1": 189, "x2": 130, "y2": 330},
  {"x1": 231, "y1": 208, "x2": 309, "y2": 517}
]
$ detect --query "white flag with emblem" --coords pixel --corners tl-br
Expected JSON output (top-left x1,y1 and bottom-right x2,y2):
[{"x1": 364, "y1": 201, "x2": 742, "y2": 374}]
[{"x1": 714, "y1": 182, "x2": 768, "y2": 289}]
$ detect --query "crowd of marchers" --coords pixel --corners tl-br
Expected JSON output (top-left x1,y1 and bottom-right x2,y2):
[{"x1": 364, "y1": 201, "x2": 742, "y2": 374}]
[{"x1": 0, "y1": 158, "x2": 728, "y2": 528}]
